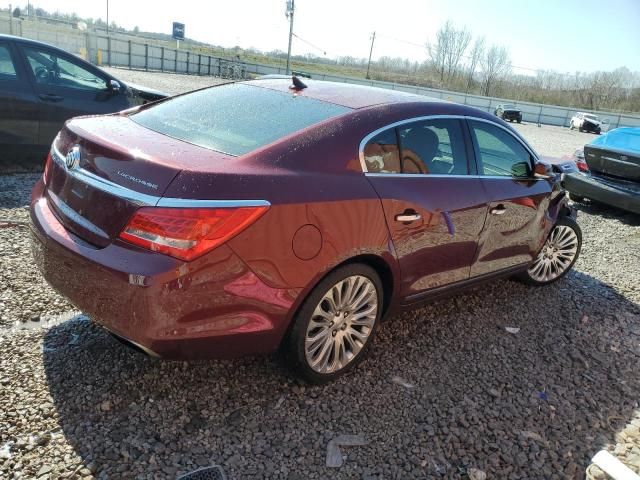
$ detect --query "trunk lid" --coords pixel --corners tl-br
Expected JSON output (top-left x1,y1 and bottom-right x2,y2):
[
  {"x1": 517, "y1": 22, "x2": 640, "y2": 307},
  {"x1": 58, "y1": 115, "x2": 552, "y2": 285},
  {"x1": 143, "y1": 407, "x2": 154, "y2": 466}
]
[
  {"x1": 584, "y1": 144, "x2": 640, "y2": 182},
  {"x1": 45, "y1": 115, "x2": 233, "y2": 247}
]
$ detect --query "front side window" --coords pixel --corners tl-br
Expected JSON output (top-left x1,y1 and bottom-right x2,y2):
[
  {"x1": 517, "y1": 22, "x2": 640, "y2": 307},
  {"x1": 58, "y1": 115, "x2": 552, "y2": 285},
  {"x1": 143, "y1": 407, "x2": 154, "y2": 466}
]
[
  {"x1": 469, "y1": 120, "x2": 533, "y2": 177},
  {"x1": 23, "y1": 47, "x2": 106, "y2": 91},
  {"x1": 0, "y1": 44, "x2": 17, "y2": 80},
  {"x1": 398, "y1": 119, "x2": 469, "y2": 175}
]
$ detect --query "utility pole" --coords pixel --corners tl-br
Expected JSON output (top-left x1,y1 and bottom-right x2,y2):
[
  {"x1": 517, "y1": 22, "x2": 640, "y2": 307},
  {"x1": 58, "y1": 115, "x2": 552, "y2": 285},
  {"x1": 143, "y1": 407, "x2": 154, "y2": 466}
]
[
  {"x1": 366, "y1": 31, "x2": 376, "y2": 79},
  {"x1": 285, "y1": 0, "x2": 295, "y2": 75},
  {"x1": 106, "y1": 0, "x2": 109, "y2": 35}
]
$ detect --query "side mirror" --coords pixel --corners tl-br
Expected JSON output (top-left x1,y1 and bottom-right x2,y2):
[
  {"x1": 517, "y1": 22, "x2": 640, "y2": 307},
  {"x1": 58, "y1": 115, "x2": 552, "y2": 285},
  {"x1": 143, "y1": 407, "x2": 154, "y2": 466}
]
[
  {"x1": 511, "y1": 161, "x2": 532, "y2": 178},
  {"x1": 108, "y1": 79, "x2": 121, "y2": 92},
  {"x1": 533, "y1": 162, "x2": 553, "y2": 177}
]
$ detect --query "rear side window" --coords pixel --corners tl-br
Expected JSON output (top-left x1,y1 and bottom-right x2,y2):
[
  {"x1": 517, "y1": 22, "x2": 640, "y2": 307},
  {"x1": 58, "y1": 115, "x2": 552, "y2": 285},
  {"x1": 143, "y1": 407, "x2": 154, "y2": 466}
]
[
  {"x1": 363, "y1": 128, "x2": 401, "y2": 173},
  {"x1": 0, "y1": 44, "x2": 17, "y2": 80},
  {"x1": 131, "y1": 83, "x2": 351, "y2": 156},
  {"x1": 398, "y1": 119, "x2": 469, "y2": 175}
]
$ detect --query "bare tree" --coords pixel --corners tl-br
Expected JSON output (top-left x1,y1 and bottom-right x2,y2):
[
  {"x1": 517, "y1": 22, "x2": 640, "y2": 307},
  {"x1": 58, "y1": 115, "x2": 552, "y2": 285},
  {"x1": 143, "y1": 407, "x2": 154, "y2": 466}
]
[
  {"x1": 480, "y1": 45, "x2": 511, "y2": 96},
  {"x1": 465, "y1": 36, "x2": 485, "y2": 93},
  {"x1": 427, "y1": 20, "x2": 471, "y2": 86}
]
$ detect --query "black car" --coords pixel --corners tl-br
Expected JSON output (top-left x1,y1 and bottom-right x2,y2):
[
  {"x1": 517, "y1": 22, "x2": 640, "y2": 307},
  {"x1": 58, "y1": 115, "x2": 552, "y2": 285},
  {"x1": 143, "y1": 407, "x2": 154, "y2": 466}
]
[
  {"x1": 564, "y1": 127, "x2": 640, "y2": 214},
  {"x1": 494, "y1": 103, "x2": 522, "y2": 123},
  {"x1": 0, "y1": 34, "x2": 167, "y2": 171}
]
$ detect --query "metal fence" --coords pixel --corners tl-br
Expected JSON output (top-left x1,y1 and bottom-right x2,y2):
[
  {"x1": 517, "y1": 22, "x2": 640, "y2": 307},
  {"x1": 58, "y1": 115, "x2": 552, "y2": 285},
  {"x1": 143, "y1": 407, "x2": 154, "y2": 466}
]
[{"x1": 2, "y1": 13, "x2": 639, "y2": 129}]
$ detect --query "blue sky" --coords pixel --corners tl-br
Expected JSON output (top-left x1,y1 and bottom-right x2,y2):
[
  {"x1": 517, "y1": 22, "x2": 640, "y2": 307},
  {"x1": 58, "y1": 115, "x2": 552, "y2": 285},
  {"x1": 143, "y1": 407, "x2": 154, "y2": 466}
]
[{"x1": 30, "y1": 0, "x2": 640, "y2": 74}]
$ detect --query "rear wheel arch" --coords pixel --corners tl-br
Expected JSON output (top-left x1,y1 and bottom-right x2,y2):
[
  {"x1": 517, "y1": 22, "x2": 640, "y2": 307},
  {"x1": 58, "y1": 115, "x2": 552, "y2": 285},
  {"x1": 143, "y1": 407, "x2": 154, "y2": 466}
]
[
  {"x1": 340, "y1": 254, "x2": 394, "y2": 317},
  {"x1": 279, "y1": 253, "x2": 396, "y2": 350}
]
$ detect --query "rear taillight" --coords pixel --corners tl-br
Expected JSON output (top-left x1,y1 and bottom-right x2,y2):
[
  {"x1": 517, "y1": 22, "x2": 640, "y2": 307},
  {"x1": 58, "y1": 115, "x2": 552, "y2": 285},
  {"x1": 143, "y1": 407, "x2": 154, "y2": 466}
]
[
  {"x1": 576, "y1": 161, "x2": 589, "y2": 172},
  {"x1": 119, "y1": 206, "x2": 268, "y2": 261}
]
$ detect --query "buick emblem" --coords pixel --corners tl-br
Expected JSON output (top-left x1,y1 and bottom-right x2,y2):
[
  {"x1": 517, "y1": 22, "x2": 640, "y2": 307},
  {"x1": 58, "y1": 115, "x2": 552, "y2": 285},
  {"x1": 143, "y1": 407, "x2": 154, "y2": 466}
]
[{"x1": 65, "y1": 146, "x2": 81, "y2": 170}]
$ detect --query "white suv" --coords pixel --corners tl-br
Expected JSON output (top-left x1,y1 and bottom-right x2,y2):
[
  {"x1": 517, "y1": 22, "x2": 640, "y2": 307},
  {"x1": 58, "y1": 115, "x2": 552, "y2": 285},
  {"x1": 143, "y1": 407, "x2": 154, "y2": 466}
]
[{"x1": 569, "y1": 112, "x2": 602, "y2": 134}]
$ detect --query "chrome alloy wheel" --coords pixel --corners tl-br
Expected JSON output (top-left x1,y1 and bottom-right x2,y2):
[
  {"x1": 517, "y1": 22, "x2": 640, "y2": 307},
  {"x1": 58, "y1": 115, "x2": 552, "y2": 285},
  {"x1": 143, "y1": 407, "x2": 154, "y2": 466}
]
[
  {"x1": 304, "y1": 275, "x2": 378, "y2": 374},
  {"x1": 528, "y1": 225, "x2": 579, "y2": 282}
]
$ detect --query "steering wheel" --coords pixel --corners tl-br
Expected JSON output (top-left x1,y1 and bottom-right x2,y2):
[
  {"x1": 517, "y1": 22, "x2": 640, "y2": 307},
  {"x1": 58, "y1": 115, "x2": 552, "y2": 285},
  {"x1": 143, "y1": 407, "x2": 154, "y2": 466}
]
[{"x1": 34, "y1": 66, "x2": 49, "y2": 83}]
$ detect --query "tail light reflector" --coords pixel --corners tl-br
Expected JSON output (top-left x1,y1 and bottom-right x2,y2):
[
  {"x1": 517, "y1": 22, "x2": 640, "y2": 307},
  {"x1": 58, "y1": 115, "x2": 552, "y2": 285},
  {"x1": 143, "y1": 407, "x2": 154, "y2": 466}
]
[
  {"x1": 119, "y1": 206, "x2": 268, "y2": 261},
  {"x1": 576, "y1": 160, "x2": 589, "y2": 172}
]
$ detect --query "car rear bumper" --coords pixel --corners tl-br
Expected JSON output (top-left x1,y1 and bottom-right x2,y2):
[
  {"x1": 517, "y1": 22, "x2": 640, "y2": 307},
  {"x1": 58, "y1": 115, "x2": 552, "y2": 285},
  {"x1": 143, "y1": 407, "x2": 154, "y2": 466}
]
[
  {"x1": 564, "y1": 173, "x2": 640, "y2": 214},
  {"x1": 502, "y1": 111, "x2": 522, "y2": 120},
  {"x1": 29, "y1": 180, "x2": 298, "y2": 359}
]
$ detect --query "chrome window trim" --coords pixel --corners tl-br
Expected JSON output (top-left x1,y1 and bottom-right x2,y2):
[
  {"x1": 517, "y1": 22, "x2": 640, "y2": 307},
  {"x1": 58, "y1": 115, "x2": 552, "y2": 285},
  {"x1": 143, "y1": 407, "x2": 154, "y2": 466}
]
[
  {"x1": 358, "y1": 114, "x2": 540, "y2": 177},
  {"x1": 52, "y1": 146, "x2": 271, "y2": 209},
  {"x1": 365, "y1": 173, "x2": 543, "y2": 180}
]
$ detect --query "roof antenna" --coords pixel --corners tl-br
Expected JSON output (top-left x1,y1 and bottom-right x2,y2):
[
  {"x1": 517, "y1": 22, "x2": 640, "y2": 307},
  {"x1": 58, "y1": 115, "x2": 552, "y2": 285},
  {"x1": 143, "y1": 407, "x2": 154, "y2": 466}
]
[{"x1": 290, "y1": 75, "x2": 307, "y2": 91}]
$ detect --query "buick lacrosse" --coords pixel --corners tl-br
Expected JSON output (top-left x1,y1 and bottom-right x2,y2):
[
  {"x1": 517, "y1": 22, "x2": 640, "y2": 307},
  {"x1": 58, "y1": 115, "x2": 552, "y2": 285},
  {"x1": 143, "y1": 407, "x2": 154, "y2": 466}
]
[{"x1": 30, "y1": 78, "x2": 581, "y2": 382}]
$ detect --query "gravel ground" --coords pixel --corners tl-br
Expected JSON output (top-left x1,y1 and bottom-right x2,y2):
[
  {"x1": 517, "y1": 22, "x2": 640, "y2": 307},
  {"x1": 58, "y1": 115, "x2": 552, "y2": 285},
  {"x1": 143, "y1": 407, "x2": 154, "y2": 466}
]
[
  {"x1": 1, "y1": 83, "x2": 639, "y2": 479},
  {"x1": 101, "y1": 68, "x2": 229, "y2": 96}
]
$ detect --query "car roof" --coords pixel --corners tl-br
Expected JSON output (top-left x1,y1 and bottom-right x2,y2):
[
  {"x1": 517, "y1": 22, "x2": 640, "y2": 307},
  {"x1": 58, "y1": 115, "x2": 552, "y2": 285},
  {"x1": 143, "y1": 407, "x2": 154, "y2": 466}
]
[
  {"x1": 0, "y1": 33, "x2": 59, "y2": 48},
  {"x1": 245, "y1": 78, "x2": 441, "y2": 109}
]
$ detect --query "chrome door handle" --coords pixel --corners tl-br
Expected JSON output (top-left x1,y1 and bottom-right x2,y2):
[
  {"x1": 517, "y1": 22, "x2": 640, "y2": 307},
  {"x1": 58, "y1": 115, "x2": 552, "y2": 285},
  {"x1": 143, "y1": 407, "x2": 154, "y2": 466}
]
[
  {"x1": 490, "y1": 205, "x2": 507, "y2": 215},
  {"x1": 395, "y1": 213, "x2": 421, "y2": 222}
]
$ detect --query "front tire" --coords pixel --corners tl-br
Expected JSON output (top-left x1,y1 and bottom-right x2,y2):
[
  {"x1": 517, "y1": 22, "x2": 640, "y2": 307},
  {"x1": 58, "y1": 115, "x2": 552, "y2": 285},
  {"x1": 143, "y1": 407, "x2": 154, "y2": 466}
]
[
  {"x1": 515, "y1": 216, "x2": 582, "y2": 286},
  {"x1": 285, "y1": 264, "x2": 383, "y2": 383}
]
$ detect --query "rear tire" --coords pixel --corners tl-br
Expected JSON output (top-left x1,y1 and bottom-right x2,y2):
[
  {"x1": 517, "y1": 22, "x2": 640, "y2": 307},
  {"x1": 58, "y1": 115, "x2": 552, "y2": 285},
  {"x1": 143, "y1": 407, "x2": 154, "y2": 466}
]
[
  {"x1": 517, "y1": 118, "x2": 522, "y2": 124},
  {"x1": 515, "y1": 216, "x2": 581, "y2": 286},
  {"x1": 285, "y1": 264, "x2": 383, "y2": 384}
]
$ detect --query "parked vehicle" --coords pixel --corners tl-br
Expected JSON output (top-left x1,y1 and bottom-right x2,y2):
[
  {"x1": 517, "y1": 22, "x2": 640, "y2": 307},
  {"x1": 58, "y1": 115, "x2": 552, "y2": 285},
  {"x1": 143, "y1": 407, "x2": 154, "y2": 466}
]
[
  {"x1": 564, "y1": 127, "x2": 640, "y2": 213},
  {"x1": 540, "y1": 154, "x2": 581, "y2": 176},
  {"x1": 569, "y1": 112, "x2": 602, "y2": 134},
  {"x1": 31, "y1": 78, "x2": 581, "y2": 382},
  {"x1": 494, "y1": 103, "x2": 522, "y2": 123},
  {"x1": 0, "y1": 34, "x2": 167, "y2": 172},
  {"x1": 564, "y1": 149, "x2": 590, "y2": 174}
]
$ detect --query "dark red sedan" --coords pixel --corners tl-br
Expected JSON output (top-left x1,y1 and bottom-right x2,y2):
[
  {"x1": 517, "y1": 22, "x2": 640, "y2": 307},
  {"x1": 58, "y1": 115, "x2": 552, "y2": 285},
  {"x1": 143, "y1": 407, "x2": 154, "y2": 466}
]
[{"x1": 30, "y1": 78, "x2": 582, "y2": 382}]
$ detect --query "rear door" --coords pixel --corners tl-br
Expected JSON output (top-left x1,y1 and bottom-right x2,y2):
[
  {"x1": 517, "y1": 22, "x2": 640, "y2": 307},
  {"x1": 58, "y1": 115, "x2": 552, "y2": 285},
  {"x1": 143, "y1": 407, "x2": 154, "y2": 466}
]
[
  {"x1": 364, "y1": 117, "x2": 489, "y2": 298},
  {"x1": 16, "y1": 43, "x2": 130, "y2": 147},
  {"x1": 0, "y1": 40, "x2": 40, "y2": 168},
  {"x1": 467, "y1": 119, "x2": 552, "y2": 277}
]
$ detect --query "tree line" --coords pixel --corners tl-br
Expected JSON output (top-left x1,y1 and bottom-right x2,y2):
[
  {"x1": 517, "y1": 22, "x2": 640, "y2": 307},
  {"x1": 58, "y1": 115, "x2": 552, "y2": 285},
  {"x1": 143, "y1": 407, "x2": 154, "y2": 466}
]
[{"x1": 364, "y1": 21, "x2": 639, "y2": 113}]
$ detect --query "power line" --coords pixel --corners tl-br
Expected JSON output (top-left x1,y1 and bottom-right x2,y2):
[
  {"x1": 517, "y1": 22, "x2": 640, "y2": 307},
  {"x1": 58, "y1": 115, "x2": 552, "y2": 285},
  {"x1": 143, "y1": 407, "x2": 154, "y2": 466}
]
[
  {"x1": 374, "y1": 31, "x2": 578, "y2": 78},
  {"x1": 291, "y1": 32, "x2": 328, "y2": 56}
]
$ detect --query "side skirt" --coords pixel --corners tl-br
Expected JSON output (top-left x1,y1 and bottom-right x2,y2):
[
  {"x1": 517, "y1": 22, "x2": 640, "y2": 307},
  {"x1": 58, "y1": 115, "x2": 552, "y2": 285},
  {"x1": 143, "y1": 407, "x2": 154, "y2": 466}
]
[{"x1": 400, "y1": 263, "x2": 530, "y2": 308}]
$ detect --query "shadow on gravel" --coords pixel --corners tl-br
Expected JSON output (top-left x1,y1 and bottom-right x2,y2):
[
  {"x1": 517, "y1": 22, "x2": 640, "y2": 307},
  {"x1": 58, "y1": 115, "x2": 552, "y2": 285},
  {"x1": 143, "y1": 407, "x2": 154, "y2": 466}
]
[
  {"x1": 573, "y1": 201, "x2": 640, "y2": 227},
  {"x1": 43, "y1": 270, "x2": 640, "y2": 479}
]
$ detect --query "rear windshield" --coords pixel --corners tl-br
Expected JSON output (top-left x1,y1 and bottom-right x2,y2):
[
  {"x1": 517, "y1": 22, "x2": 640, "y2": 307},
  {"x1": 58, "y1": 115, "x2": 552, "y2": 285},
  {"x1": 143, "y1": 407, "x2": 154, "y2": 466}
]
[{"x1": 131, "y1": 83, "x2": 351, "y2": 156}]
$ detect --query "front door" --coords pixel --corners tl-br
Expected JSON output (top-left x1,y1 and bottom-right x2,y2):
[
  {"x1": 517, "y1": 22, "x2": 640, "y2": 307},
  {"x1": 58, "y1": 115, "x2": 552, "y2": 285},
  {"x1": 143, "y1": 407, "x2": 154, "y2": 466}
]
[
  {"x1": 0, "y1": 40, "x2": 40, "y2": 169},
  {"x1": 467, "y1": 120, "x2": 552, "y2": 277},
  {"x1": 17, "y1": 44, "x2": 130, "y2": 147},
  {"x1": 364, "y1": 117, "x2": 489, "y2": 299}
]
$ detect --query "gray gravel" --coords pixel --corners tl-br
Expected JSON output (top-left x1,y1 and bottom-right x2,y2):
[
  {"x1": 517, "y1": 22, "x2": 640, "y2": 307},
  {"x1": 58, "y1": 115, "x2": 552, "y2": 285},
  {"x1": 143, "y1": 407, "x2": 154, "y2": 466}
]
[
  {"x1": 101, "y1": 68, "x2": 229, "y2": 96},
  {"x1": 1, "y1": 93, "x2": 639, "y2": 479}
]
